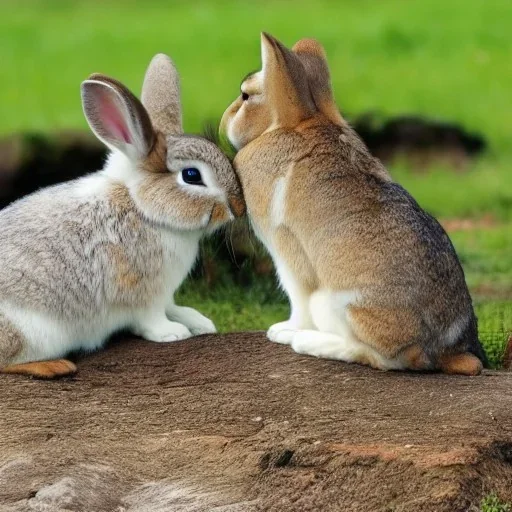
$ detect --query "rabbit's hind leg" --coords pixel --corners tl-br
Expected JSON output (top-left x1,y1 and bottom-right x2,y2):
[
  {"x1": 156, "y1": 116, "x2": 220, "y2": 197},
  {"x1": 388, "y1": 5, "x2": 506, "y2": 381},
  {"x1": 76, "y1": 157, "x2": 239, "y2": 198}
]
[
  {"x1": 0, "y1": 314, "x2": 76, "y2": 379},
  {"x1": 0, "y1": 313, "x2": 24, "y2": 368},
  {"x1": 2, "y1": 359, "x2": 77, "y2": 379},
  {"x1": 291, "y1": 290, "x2": 403, "y2": 370}
]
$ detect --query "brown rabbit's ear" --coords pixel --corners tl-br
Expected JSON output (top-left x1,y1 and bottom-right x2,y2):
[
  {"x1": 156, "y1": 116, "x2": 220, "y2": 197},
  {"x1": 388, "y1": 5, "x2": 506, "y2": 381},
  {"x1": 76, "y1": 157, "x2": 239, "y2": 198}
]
[
  {"x1": 260, "y1": 32, "x2": 316, "y2": 126},
  {"x1": 81, "y1": 74, "x2": 155, "y2": 160},
  {"x1": 292, "y1": 39, "x2": 344, "y2": 126},
  {"x1": 141, "y1": 53, "x2": 183, "y2": 135}
]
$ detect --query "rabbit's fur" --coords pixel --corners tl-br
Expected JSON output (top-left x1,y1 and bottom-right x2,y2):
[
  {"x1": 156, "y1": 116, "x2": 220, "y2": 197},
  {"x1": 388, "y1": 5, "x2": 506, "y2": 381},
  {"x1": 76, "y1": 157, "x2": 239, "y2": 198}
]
[
  {"x1": 220, "y1": 34, "x2": 486, "y2": 375},
  {"x1": 0, "y1": 54, "x2": 244, "y2": 378}
]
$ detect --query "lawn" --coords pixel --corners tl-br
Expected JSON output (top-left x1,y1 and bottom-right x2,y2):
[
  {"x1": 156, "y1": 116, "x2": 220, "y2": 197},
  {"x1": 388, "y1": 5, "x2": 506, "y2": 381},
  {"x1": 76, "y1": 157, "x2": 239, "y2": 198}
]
[{"x1": 1, "y1": 0, "x2": 511, "y2": 367}]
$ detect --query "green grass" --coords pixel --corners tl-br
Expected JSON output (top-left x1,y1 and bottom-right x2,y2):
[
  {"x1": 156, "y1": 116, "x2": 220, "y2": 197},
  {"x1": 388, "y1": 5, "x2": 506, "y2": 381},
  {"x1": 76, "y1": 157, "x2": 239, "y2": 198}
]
[
  {"x1": 1, "y1": 0, "x2": 511, "y2": 220},
  {"x1": 1, "y1": 0, "x2": 511, "y2": 365},
  {"x1": 481, "y1": 494, "x2": 511, "y2": 512},
  {"x1": 451, "y1": 226, "x2": 512, "y2": 292},
  {"x1": 2, "y1": 0, "x2": 512, "y2": 145}
]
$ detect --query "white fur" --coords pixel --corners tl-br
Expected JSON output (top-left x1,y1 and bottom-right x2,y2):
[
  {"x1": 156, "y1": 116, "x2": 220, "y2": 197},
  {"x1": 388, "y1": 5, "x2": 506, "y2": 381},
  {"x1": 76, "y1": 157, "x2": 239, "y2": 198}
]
[
  {"x1": 266, "y1": 257, "x2": 313, "y2": 344},
  {"x1": 312, "y1": 290, "x2": 360, "y2": 337},
  {"x1": 290, "y1": 329, "x2": 401, "y2": 370},
  {"x1": 289, "y1": 289, "x2": 403, "y2": 370},
  {"x1": 253, "y1": 181, "x2": 315, "y2": 344},
  {"x1": 133, "y1": 309, "x2": 192, "y2": 343},
  {"x1": 227, "y1": 120, "x2": 242, "y2": 152},
  {"x1": 2, "y1": 301, "x2": 129, "y2": 364},
  {"x1": 444, "y1": 314, "x2": 471, "y2": 347},
  {"x1": 268, "y1": 284, "x2": 403, "y2": 369},
  {"x1": 166, "y1": 304, "x2": 216, "y2": 336},
  {"x1": 73, "y1": 173, "x2": 109, "y2": 199},
  {"x1": 270, "y1": 177, "x2": 287, "y2": 227},
  {"x1": 103, "y1": 150, "x2": 140, "y2": 184},
  {"x1": 2, "y1": 223, "x2": 206, "y2": 364}
]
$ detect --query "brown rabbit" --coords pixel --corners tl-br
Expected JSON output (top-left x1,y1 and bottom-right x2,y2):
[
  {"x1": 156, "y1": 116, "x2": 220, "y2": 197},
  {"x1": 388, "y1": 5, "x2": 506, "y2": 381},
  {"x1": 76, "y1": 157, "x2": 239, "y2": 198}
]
[{"x1": 220, "y1": 33, "x2": 487, "y2": 375}]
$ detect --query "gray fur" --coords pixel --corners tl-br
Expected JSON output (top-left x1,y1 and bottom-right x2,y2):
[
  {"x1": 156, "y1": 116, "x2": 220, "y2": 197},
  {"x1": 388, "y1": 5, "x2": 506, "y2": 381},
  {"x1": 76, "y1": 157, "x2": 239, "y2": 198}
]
[
  {"x1": 142, "y1": 54, "x2": 183, "y2": 135},
  {"x1": 0, "y1": 53, "x2": 243, "y2": 369},
  {"x1": 0, "y1": 181, "x2": 164, "y2": 321}
]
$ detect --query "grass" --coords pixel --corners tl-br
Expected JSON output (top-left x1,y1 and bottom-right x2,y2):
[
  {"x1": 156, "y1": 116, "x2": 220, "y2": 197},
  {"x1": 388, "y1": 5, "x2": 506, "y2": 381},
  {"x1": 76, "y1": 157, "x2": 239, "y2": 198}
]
[
  {"x1": 481, "y1": 494, "x2": 511, "y2": 512},
  {"x1": 1, "y1": 0, "x2": 511, "y2": 365}
]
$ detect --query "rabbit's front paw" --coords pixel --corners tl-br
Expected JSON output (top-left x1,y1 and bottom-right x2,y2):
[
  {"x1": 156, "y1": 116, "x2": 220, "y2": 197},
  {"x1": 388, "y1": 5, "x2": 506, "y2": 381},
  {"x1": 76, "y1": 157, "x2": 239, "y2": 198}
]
[
  {"x1": 188, "y1": 316, "x2": 216, "y2": 336},
  {"x1": 138, "y1": 320, "x2": 192, "y2": 343},
  {"x1": 167, "y1": 306, "x2": 217, "y2": 336},
  {"x1": 267, "y1": 321, "x2": 299, "y2": 345}
]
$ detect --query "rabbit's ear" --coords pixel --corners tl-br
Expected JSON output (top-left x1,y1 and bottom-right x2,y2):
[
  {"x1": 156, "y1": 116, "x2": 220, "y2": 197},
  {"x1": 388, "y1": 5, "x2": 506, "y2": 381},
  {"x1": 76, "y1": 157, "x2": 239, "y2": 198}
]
[
  {"x1": 141, "y1": 53, "x2": 183, "y2": 135},
  {"x1": 260, "y1": 32, "x2": 316, "y2": 126},
  {"x1": 292, "y1": 39, "x2": 344, "y2": 126},
  {"x1": 81, "y1": 74, "x2": 155, "y2": 160}
]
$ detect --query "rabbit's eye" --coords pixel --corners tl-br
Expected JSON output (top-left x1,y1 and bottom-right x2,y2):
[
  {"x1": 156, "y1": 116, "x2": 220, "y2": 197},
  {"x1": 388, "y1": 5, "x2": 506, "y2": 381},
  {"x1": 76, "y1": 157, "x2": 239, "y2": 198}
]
[
  {"x1": 241, "y1": 92, "x2": 249, "y2": 101},
  {"x1": 182, "y1": 167, "x2": 205, "y2": 186}
]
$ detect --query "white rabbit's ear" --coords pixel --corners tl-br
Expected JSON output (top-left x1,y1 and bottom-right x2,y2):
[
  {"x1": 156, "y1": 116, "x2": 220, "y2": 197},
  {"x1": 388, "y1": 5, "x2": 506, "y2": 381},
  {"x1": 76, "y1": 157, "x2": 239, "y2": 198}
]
[
  {"x1": 141, "y1": 53, "x2": 183, "y2": 135},
  {"x1": 81, "y1": 74, "x2": 155, "y2": 160}
]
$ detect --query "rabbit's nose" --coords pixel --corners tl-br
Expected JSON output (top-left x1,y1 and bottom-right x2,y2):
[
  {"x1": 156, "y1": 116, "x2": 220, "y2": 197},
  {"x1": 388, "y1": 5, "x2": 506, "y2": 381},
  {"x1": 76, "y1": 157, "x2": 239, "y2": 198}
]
[{"x1": 229, "y1": 197, "x2": 246, "y2": 217}]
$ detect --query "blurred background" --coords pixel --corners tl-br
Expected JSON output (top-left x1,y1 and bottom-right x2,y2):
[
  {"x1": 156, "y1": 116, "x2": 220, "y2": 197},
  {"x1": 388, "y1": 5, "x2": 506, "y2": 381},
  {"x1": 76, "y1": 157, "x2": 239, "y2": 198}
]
[{"x1": 1, "y1": 0, "x2": 510, "y2": 366}]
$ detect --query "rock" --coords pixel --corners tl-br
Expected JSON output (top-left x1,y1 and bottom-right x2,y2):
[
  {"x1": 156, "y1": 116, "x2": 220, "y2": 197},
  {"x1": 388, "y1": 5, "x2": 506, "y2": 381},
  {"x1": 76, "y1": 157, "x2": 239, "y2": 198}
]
[{"x1": 1, "y1": 333, "x2": 511, "y2": 512}]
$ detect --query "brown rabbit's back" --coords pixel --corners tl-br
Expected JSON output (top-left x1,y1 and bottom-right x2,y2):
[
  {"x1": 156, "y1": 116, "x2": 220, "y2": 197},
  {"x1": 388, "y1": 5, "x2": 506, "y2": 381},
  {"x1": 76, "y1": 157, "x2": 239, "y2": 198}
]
[{"x1": 236, "y1": 119, "x2": 483, "y2": 366}]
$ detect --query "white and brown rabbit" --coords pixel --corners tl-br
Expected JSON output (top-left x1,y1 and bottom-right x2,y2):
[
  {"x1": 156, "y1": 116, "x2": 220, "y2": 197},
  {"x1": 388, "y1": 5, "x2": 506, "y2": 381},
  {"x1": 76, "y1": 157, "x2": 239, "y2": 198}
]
[
  {"x1": 0, "y1": 53, "x2": 244, "y2": 378},
  {"x1": 220, "y1": 34, "x2": 487, "y2": 375}
]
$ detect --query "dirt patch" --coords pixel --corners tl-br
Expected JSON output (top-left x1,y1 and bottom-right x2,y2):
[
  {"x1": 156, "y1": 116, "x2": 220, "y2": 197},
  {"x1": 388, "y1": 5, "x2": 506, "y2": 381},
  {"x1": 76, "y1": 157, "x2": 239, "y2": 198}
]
[
  {"x1": 352, "y1": 114, "x2": 486, "y2": 171},
  {"x1": 1, "y1": 333, "x2": 511, "y2": 511},
  {"x1": 0, "y1": 131, "x2": 105, "y2": 210},
  {"x1": 471, "y1": 283, "x2": 512, "y2": 302},
  {"x1": 0, "y1": 114, "x2": 486, "y2": 209},
  {"x1": 440, "y1": 214, "x2": 498, "y2": 233}
]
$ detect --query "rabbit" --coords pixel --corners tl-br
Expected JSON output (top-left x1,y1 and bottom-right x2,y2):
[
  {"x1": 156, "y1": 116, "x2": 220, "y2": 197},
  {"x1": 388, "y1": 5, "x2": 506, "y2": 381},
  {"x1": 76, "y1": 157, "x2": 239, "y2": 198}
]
[
  {"x1": 220, "y1": 33, "x2": 487, "y2": 375},
  {"x1": 0, "y1": 53, "x2": 244, "y2": 379}
]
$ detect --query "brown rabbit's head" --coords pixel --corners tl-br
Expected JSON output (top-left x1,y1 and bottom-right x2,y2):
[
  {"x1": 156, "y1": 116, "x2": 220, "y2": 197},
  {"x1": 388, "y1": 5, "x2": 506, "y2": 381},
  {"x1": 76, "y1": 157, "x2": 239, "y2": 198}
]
[{"x1": 220, "y1": 33, "x2": 343, "y2": 150}]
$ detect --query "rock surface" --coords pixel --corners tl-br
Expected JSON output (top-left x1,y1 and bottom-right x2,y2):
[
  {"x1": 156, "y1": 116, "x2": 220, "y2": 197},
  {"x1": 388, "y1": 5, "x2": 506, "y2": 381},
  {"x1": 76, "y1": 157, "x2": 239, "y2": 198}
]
[{"x1": 1, "y1": 333, "x2": 511, "y2": 511}]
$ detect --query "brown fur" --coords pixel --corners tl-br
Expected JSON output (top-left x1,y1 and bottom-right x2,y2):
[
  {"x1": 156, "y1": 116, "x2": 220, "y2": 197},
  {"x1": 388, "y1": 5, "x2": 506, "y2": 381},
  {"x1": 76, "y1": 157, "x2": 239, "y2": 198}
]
[
  {"x1": 139, "y1": 131, "x2": 168, "y2": 174},
  {"x1": 0, "y1": 315, "x2": 23, "y2": 367},
  {"x1": 107, "y1": 244, "x2": 143, "y2": 292},
  {"x1": 229, "y1": 197, "x2": 246, "y2": 218},
  {"x1": 292, "y1": 39, "x2": 345, "y2": 126},
  {"x1": 438, "y1": 353, "x2": 483, "y2": 376},
  {"x1": 221, "y1": 34, "x2": 485, "y2": 375},
  {"x1": 2, "y1": 359, "x2": 77, "y2": 378},
  {"x1": 108, "y1": 182, "x2": 137, "y2": 215},
  {"x1": 348, "y1": 306, "x2": 423, "y2": 359},
  {"x1": 399, "y1": 343, "x2": 432, "y2": 371},
  {"x1": 211, "y1": 203, "x2": 232, "y2": 224}
]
